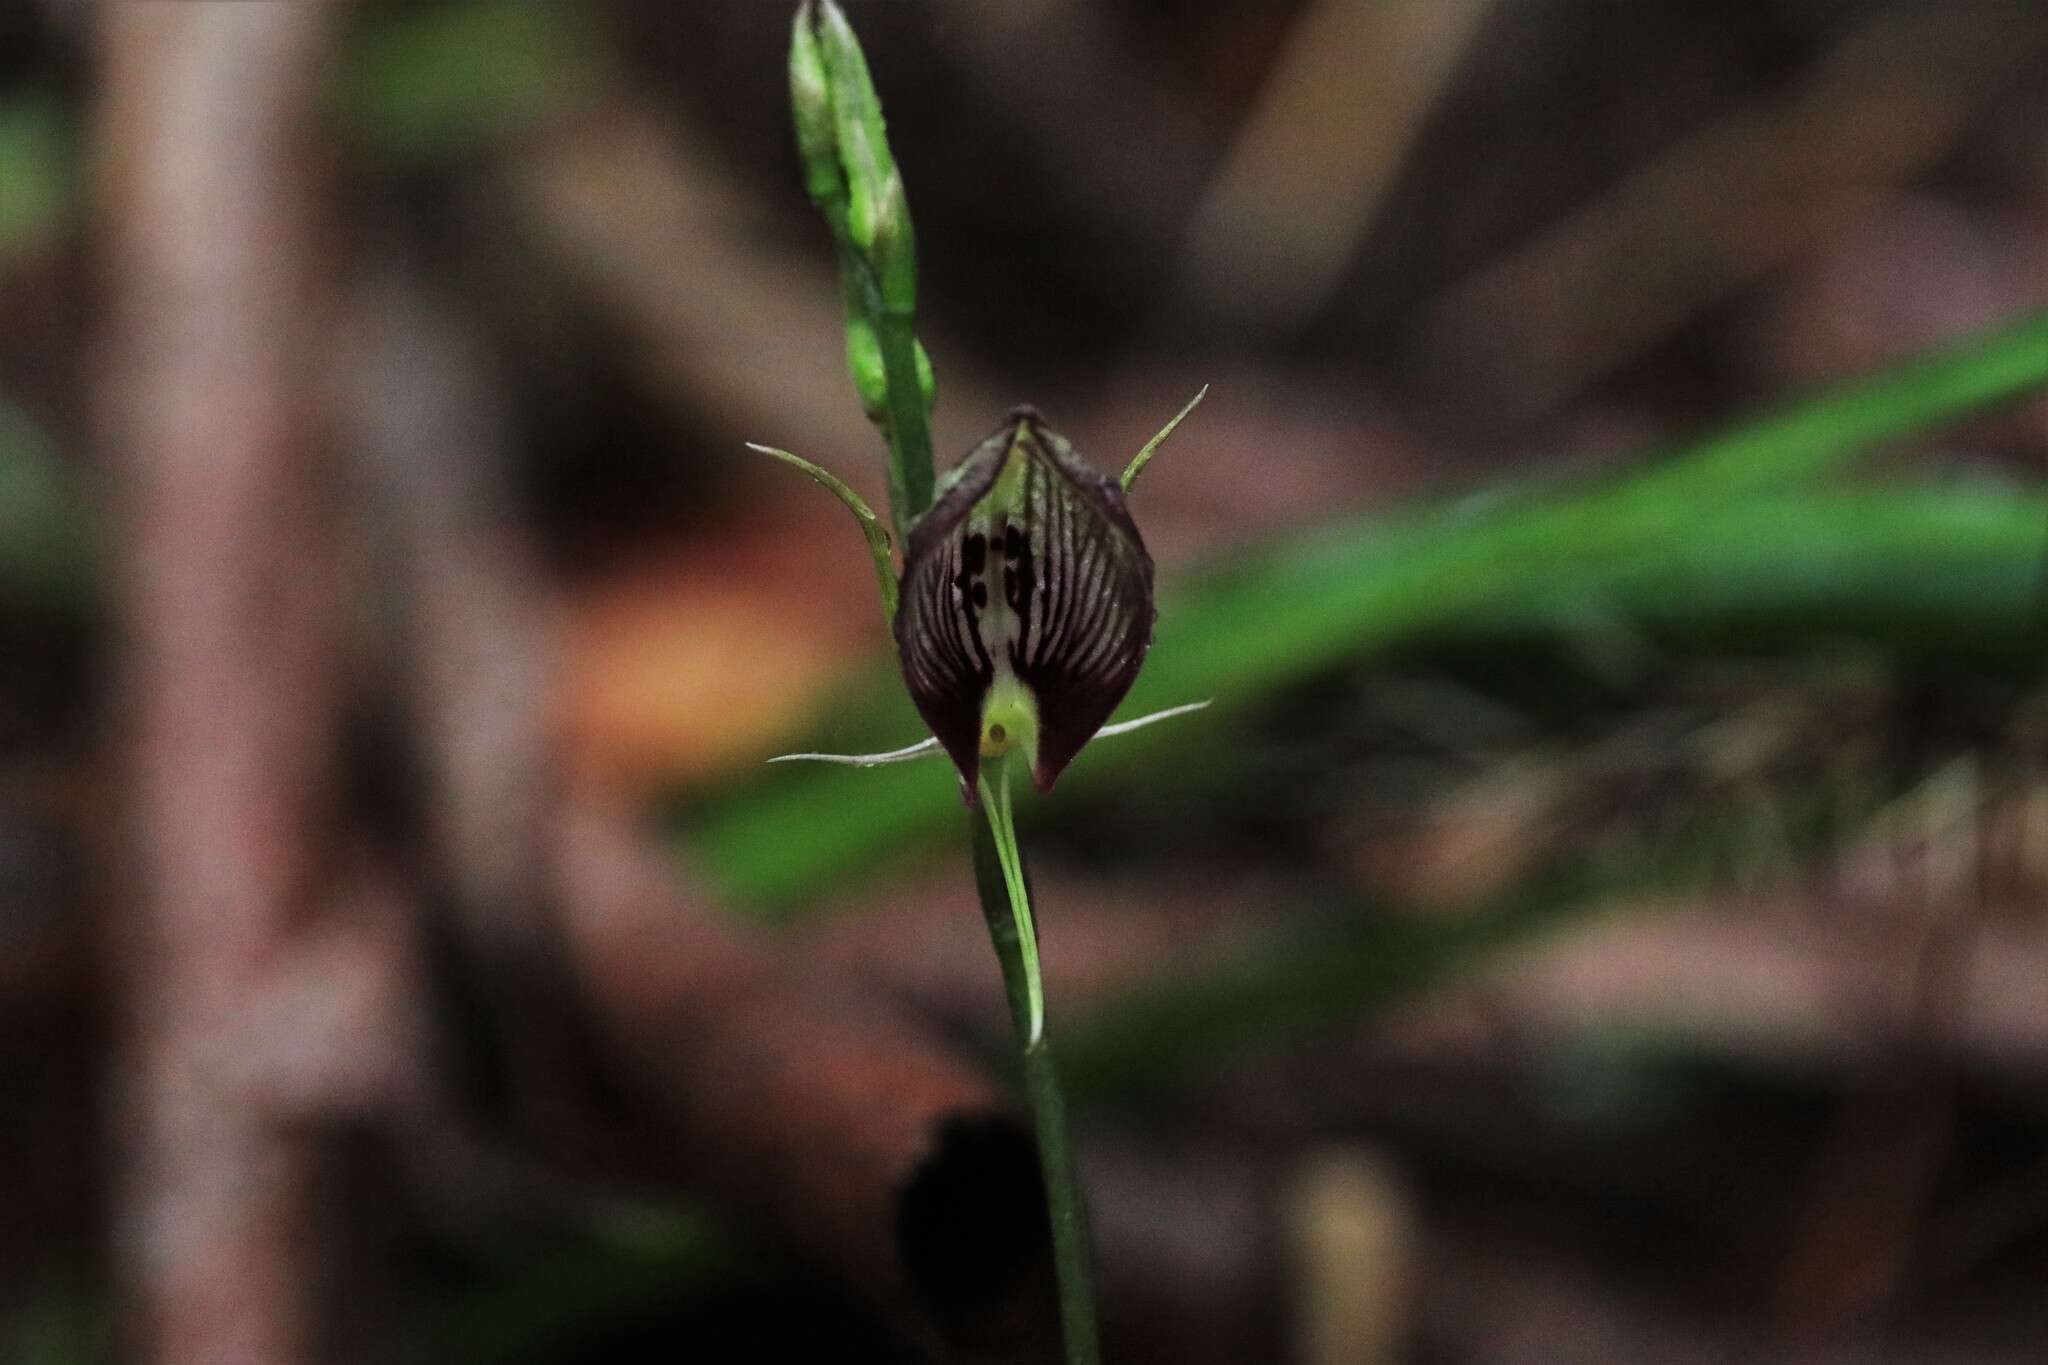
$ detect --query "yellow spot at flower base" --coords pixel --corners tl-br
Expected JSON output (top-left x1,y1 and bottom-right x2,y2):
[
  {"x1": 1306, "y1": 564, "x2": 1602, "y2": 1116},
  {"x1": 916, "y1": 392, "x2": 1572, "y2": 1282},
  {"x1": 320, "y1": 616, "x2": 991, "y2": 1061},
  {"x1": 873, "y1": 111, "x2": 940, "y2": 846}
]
[{"x1": 979, "y1": 675, "x2": 1039, "y2": 763}]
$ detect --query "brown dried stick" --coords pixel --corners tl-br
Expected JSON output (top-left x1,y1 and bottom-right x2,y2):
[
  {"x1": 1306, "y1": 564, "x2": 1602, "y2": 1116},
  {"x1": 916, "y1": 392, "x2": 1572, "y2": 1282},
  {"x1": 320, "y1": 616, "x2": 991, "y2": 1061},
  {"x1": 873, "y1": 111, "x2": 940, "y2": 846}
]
[
  {"x1": 1171, "y1": 0, "x2": 1496, "y2": 336},
  {"x1": 1421, "y1": 2, "x2": 2048, "y2": 426},
  {"x1": 503, "y1": 98, "x2": 1006, "y2": 468},
  {"x1": 338, "y1": 266, "x2": 593, "y2": 1144},
  {"x1": 98, "y1": 5, "x2": 350, "y2": 1362}
]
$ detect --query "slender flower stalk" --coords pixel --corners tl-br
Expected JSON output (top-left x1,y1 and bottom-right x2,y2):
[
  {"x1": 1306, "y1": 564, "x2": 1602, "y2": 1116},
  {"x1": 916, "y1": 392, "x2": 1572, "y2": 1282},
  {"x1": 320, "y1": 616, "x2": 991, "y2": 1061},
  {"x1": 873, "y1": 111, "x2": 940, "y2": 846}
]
[
  {"x1": 766, "y1": 7, "x2": 1206, "y2": 1359},
  {"x1": 971, "y1": 757, "x2": 1099, "y2": 1364},
  {"x1": 977, "y1": 757, "x2": 1045, "y2": 1042}
]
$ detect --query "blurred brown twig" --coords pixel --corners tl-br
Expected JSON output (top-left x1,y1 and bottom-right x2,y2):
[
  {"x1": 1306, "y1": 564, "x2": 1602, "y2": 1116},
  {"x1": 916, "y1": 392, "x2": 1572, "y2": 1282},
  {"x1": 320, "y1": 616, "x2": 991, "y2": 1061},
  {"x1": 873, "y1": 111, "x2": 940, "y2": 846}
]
[{"x1": 99, "y1": 6, "x2": 382, "y2": 1359}]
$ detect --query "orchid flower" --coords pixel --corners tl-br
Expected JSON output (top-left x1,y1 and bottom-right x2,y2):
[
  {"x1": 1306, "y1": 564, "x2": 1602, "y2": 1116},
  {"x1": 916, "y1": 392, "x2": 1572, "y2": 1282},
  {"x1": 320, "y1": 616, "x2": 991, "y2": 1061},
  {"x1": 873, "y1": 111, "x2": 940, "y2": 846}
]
[
  {"x1": 771, "y1": 8, "x2": 1206, "y2": 1360},
  {"x1": 756, "y1": 393, "x2": 1208, "y2": 799}
]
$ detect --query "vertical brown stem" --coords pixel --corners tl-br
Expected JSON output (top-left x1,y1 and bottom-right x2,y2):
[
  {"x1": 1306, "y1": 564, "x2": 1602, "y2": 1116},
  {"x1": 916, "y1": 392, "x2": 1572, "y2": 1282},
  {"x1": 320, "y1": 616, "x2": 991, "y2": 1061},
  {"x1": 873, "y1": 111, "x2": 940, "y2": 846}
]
[{"x1": 98, "y1": 6, "x2": 344, "y2": 1361}]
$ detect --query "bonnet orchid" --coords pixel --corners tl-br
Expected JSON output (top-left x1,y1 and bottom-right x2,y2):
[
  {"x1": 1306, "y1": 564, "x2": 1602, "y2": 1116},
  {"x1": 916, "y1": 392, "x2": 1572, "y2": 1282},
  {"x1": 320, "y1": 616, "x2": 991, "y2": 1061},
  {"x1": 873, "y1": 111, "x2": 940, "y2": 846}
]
[
  {"x1": 764, "y1": 5, "x2": 1205, "y2": 1360},
  {"x1": 750, "y1": 393, "x2": 1204, "y2": 1365},
  {"x1": 756, "y1": 391, "x2": 1207, "y2": 798}
]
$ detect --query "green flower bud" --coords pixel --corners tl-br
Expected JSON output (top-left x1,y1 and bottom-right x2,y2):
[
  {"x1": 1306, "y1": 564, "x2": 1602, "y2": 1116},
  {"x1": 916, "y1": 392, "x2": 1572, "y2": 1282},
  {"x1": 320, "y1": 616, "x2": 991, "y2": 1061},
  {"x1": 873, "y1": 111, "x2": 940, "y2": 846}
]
[
  {"x1": 894, "y1": 409, "x2": 1156, "y2": 796},
  {"x1": 787, "y1": 0, "x2": 934, "y2": 529},
  {"x1": 814, "y1": 0, "x2": 915, "y2": 312},
  {"x1": 914, "y1": 338, "x2": 936, "y2": 410},
  {"x1": 844, "y1": 316, "x2": 888, "y2": 418},
  {"x1": 787, "y1": 3, "x2": 846, "y2": 216}
]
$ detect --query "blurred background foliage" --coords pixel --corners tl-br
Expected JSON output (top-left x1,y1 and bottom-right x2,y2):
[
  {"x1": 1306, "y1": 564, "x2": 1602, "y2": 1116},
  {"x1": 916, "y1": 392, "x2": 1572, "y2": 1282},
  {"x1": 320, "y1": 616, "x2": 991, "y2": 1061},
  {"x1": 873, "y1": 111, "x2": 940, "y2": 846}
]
[{"x1": 9, "y1": 1, "x2": 2048, "y2": 1362}]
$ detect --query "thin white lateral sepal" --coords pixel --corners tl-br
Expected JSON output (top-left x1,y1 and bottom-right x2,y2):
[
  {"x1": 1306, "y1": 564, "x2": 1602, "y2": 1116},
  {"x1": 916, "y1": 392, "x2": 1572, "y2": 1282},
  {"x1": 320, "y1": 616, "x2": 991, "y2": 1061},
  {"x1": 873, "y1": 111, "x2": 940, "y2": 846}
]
[
  {"x1": 767, "y1": 735, "x2": 944, "y2": 767},
  {"x1": 1092, "y1": 698, "x2": 1212, "y2": 738},
  {"x1": 766, "y1": 700, "x2": 1213, "y2": 768}
]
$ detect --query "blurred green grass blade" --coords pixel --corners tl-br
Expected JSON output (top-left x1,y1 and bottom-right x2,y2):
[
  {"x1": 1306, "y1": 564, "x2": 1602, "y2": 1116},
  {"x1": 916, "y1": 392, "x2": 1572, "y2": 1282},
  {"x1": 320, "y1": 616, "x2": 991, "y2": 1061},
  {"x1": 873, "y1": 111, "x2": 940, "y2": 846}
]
[
  {"x1": 1626, "y1": 307, "x2": 2048, "y2": 503},
  {"x1": 1136, "y1": 485, "x2": 2048, "y2": 715},
  {"x1": 0, "y1": 399, "x2": 94, "y2": 612},
  {"x1": 0, "y1": 90, "x2": 76, "y2": 261},
  {"x1": 335, "y1": 2, "x2": 602, "y2": 165},
  {"x1": 436, "y1": 1205, "x2": 743, "y2": 1365},
  {"x1": 1523, "y1": 487, "x2": 2048, "y2": 657},
  {"x1": 685, "y1": 481, "x2": 2048, "y2": 910}
]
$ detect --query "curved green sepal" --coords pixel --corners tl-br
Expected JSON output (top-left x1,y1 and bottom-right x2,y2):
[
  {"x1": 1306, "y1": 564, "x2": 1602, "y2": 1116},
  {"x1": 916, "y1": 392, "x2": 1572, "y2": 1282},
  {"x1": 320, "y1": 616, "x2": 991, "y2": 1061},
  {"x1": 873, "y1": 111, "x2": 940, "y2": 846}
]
[
  {"x1": 1120, "y1": 385, "x2": 1208, "y2": 493},
  {"x1": 746, "y1": 442, "x2": 899, "y2": 621}
]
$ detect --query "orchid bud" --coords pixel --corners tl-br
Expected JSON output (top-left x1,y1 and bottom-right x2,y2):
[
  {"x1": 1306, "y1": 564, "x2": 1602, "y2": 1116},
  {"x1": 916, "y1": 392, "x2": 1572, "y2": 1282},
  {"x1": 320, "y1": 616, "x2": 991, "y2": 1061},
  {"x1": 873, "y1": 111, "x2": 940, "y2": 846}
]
[
  {"x1": 787, "y1": 4, "x2": 845, "y2": 218},
  {"x1": 811, "y1": 0, "x2": 915, "y2": 312},
  {"x1": 894, "y1": 409, "x2": 1156, "y2": 796},
  {"x1": 845, "y1": 317, "x2": 888, "y2": 418}
]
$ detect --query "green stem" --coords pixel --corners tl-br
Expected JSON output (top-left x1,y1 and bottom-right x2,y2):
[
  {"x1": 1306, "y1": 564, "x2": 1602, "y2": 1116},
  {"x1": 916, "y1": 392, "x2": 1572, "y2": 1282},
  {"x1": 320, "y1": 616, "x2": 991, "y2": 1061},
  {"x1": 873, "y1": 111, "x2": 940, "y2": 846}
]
[
  {"x1": 874, "y1": 308, "x2": 934, "y2": 527},
  {"x1": 972, "y1": 760, "x2": 1100, "y2": 1365}
]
